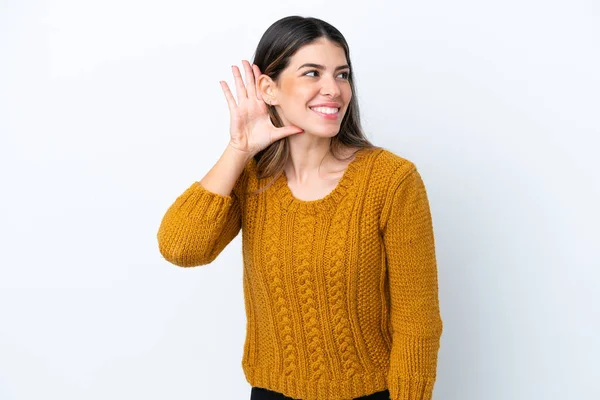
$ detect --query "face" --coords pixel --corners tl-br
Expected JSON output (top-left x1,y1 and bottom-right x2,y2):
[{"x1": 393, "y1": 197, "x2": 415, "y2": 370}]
[{"x1": 264, "y1": 38, "x2": 352, "y2": 137}]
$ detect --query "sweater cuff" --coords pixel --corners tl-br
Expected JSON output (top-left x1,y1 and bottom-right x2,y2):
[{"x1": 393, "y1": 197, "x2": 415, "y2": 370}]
[
  {"x1": 387, "y1": 374, "x2": 436, "y2": 400},
  {"x1": 386, "y1": 335, "x2": 440, "y2": 400}
]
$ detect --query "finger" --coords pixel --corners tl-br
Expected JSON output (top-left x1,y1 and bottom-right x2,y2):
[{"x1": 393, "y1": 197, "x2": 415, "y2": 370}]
[
  {"x1": 242, "y1": 60, "x2": 256, "y2": 98},
  {"x1": 252, "y1": 64, "x2": 264, "y2": 101},
  {"x1": 219, "y1": 80, "x2": 237, "y2": 114},
  {"x1": 232, "y1": 65, "x2": 248, "y2": 103}
]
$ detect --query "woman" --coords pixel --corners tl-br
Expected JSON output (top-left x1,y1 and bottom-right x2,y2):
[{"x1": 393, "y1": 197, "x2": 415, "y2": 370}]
[{"x1": 157, "y1": 16, "x2": 443, "y2": 400}]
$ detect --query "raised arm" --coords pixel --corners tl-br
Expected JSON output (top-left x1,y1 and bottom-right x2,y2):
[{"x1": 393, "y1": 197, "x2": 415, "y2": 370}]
[
  {"x1": 156, "y1": 145, "x2": 251, "y2": 267},
  {"x1": 157, "y1": 59, "x2": 304, "y2": 267}
]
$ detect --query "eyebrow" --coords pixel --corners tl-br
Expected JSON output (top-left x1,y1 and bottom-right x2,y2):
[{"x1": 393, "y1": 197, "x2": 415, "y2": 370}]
[{"x1": 297, "y1": 63, "x2": 350, "y2": 71}]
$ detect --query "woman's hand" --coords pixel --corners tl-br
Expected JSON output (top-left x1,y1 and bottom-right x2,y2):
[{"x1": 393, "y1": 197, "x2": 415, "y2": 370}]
[{"x1": 220, "y1": 60, "x2": 304, "y2": 157}]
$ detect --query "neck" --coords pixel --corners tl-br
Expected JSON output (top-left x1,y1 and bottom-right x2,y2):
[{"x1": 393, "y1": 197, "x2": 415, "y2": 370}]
[{"x1": 285, "y1": 135, "x2": 335, "y2": 184}]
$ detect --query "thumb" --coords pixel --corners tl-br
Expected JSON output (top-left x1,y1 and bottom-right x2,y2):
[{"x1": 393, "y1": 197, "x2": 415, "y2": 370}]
[{"x1": 271, "y1": 125, "x2": 304, "y2": 142}]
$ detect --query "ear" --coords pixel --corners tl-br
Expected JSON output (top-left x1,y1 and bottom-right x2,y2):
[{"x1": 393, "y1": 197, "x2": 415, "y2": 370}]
[{"x1": 256, "y1": 74, "x2": 279, "y2": 105}]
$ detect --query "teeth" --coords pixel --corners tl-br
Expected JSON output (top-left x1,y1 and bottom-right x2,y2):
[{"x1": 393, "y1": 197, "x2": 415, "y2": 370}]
[{"x1": 310, "y1": 106, "x2": 339, "y2": 114}]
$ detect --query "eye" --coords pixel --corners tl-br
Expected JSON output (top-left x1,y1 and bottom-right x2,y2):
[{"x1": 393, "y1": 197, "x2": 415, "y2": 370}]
[{"x1": 304, "y1": 70, "x2": 350, "y2": 80}]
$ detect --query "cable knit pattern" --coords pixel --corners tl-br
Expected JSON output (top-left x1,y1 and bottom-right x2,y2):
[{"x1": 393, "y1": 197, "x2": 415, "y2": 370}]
[
  {"x1": 293, "y1": 213, "x2": 328, "y2": 380},
  {"x1": 266, "y1": 198, "x2": 299, "y2": 377},
  {"x1": 324, "y1": 192, "x2": 363, "y2": 382},
  {"x1": 157, "y1": 147, "x2": 443, "y2": 400}
]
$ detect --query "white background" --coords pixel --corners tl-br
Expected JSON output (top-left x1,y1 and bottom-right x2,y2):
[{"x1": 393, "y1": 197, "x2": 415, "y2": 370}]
[{"x1": 1, "y1": 1, "x2": 598, "y2": 399}]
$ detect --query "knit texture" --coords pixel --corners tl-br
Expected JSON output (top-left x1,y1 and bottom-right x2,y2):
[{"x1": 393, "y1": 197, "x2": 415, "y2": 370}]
[{"x1": 157, "y1": 147, "x2": 443, "y2": 400}]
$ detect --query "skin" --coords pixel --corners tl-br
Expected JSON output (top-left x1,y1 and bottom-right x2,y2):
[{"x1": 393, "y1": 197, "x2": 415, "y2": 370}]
[{"x1": 256, "y1": 38, "x2": 357, "y2": 191}]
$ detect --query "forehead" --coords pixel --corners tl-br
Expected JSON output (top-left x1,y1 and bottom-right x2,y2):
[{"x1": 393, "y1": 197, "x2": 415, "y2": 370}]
[{"x1": 288, "y1": 39, "x2": 347, "y2": 66}]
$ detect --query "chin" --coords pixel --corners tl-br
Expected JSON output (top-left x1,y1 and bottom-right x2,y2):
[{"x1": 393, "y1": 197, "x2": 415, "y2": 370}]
[{"x1": 303, "y1": 126, "x2": 340, "y2": 137}]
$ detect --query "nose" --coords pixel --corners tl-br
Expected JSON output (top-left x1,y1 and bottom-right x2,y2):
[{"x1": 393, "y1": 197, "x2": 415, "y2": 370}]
[{"x1": 320, "y1": 74, "x2": 341, "y2": 98}]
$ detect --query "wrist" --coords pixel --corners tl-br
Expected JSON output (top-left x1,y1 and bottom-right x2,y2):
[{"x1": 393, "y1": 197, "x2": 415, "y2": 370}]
[{"x1": 226, "y1": 142, "x2": 254, "y2": 164}]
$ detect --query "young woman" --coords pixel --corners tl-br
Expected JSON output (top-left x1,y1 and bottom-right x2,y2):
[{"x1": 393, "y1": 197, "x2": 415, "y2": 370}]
[{"x1": 157, "y1": 16, "x2": 443, "y2": 400}]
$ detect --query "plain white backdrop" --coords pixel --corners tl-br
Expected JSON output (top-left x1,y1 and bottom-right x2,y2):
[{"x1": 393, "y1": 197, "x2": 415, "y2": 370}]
[{"x1": 1, "y1": 1, "x2": 598, "y2": 399}]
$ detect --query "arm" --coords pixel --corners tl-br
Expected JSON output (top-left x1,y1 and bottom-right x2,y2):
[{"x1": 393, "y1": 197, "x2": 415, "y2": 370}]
[
  {"x1": 156, "y1": 145, "x2": 252, "y2": 267},
  {"x1": 381, "y1": 166, "x2": 443, "y2": 400}
]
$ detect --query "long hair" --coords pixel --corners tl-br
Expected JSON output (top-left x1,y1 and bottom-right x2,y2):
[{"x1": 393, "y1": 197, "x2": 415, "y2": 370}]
[{"x1": 250, "y1": 16, "x2": 378, "y2": 193}]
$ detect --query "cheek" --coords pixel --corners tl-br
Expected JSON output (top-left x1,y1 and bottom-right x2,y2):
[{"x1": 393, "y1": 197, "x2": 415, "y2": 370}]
[
  {"x1": 280, "y1": 81, "x2": 315, "y2": 104},
  {"x1": 292, "y1": 87, "x2": 317, "y2": 106},
  {"x1": 343, "y1": 84, "x2": 352, "y2": 100}
]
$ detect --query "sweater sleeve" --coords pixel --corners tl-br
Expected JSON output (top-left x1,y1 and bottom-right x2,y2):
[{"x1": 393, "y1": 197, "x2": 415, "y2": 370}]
[
  {"x1": 381, "y1": 166, "x2": 443, "y2": 400},
  {"x1": 156, "y1": 170, "x2": 247, "y2": 267}
]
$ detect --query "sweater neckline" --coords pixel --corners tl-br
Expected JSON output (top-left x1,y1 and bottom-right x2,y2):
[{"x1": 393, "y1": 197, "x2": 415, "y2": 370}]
[{"x1": 273, "y1": 147, "x2": 373, "y2": 213}]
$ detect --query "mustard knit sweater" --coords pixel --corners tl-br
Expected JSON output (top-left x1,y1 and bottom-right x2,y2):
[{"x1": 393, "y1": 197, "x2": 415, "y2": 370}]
[{"x1": 157, "y1": 147, "x2": 443, "y2": 400}]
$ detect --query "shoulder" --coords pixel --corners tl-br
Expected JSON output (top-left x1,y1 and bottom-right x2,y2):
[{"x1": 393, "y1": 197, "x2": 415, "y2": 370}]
[
  {"x1": 366, "y1": 147, "x2": 427, "y2": 231},
  {"x1": 367, "y1": 146, "x2": 418, "y2": 188}
]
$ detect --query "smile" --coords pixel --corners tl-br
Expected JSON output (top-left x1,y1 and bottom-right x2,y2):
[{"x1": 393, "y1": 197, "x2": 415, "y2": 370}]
[{"x1": 310, "y1": 106, "x2": 340, "y2": 120}]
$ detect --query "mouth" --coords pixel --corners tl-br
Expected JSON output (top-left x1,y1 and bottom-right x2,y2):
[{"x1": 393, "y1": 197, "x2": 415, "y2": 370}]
[{"x1": 309, "y1": 106, "x2": 340, "y2": 120}]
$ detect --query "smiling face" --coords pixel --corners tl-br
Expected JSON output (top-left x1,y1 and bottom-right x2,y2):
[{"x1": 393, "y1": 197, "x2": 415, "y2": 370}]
[{"x1": 263, "y1": 38, "x2": 352, "y2": 138}]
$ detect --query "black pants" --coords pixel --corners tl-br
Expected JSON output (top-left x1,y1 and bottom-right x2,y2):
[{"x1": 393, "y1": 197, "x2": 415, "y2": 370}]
[{"x1": 250, "y1": 386, "x2": 390, "y2": 399}]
